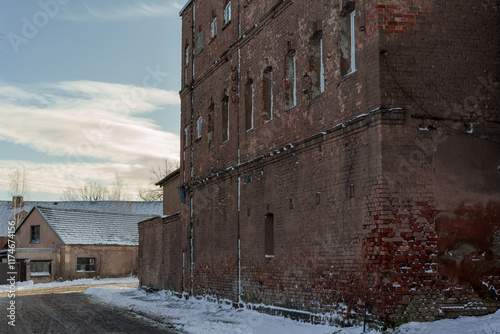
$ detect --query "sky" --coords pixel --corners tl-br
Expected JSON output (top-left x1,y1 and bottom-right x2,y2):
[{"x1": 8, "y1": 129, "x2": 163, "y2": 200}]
[{"x1": 0, "y1": 0, "x2": 185, "y2": 201}]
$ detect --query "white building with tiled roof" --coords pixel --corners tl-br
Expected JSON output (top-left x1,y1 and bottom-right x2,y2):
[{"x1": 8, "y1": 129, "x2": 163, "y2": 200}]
[{"x1": 2, "y1": 205, "x2": 159, "y2": 283}]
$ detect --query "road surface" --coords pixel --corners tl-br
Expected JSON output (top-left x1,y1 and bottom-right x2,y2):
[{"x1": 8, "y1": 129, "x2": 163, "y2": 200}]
[{"x1": 0, "y1": 284, "x2": 181, "y2": 334}]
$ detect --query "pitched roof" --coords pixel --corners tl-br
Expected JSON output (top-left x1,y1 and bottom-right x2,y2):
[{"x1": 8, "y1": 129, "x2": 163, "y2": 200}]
[
  {"x1": 0, "y1": 201, "x2": 162, "y2": 237},
  {"x1": 30, "y1": 206, "x2": 158, "y2": 246}
]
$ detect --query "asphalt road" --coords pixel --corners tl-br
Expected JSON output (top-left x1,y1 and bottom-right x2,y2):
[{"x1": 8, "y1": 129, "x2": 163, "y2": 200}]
[{"x1": 0, "y1": 284, "x2": 181, "y2": 334}]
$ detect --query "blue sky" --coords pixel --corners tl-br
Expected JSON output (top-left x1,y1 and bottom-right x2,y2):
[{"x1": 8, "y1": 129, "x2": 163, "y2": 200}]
[{"x1": 0, "y1": 0, "x2": 184, "y2": 201}]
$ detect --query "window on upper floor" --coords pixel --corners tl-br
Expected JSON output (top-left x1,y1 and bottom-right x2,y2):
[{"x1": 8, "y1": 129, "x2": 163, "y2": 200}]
[
  {"x1": 196, "y1": 30, "x2": 204, "y2": 53},
  {"x1": 31, "y1": 260, "x2": 50, "y2": 276},
  {"x1": 30, "y1": 225, "x2": 40, "y2": 243},
  {"x1": 224, "y1": 2, "x2": 231, "y2": 24},
  {"x1": 77, "y1": 258, "x2": 95, "y2": 272},
  {"x1": 263, "y1": 67, "x2": 273, "y2": 122},
  {"x1": 185, "y1": 45, "x2": 190, "y2": 65},
  {"x1": 196, "y1": 116, "x2": 203, "y2": 140},
  {"x1": 211, "y1": 17, "x2": 217, "y2": 38},
  {"x1": 309, "y1": 22, "x2": 324, "y2": 97},
  {"x1": 184, "y1": 125, "x2": 190, "y2": 148},
  {"x1": 208, "y1": 102, "x2": 215, "y2": 148},
  {"x1": 340, "y1": 10, "x2": 356, "y2": 76},
  {"x1": 285, "y1": 50, "x2": 296, "y2": 109},
  {"x1": 222, "y1": 92, "x2": 230, "y2": 143},
  {"x1": 245, "y1": 78, "x2": 254, "y2": 131}
]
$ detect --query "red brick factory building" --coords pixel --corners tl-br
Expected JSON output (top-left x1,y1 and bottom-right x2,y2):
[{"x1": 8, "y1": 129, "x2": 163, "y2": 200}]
[{"x1": 139, "y1": 0, "x2": 500, "y2": 323}]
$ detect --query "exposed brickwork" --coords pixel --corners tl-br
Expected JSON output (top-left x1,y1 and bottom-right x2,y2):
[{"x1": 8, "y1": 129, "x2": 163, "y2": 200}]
[{"x1": 139, "y1": 0, "x2": 500, "y2": 324}]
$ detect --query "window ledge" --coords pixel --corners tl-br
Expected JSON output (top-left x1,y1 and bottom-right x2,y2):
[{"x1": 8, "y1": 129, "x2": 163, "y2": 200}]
[
  {"x1": 76, "y1": 270, "x2": 95, "y2": 273},
  {"x1": 222, "y1": 21, "x2": 231, "y2": 30},
  {"x1": 342, "y1": 69, "x2": 357, "y2": 78},
  {"x1": 265, "y1": 255, "x2": 274, "y2": 258},
  {"x1": 31, "y1": 272, "x2": 50, "y2": 277},
  {"x1": 30, "y1": 241, "x2": 40, "y2": 244}
]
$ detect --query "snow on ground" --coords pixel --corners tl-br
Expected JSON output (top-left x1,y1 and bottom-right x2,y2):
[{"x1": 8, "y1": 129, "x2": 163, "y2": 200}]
[
  {"x1": 84, "y1": 286, "x2": 500, "y2": 334},
  {"x1": 0, "y1": 276, "x2": 138, "y2": 292},
  {"x1": 2, "y1": 278, "x2": 500, "y2": 333}
]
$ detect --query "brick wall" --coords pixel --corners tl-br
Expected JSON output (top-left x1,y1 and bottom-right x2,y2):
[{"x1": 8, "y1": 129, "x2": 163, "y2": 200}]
[{"x1": 139, "y1": 0, "x2": 500, "y2": 324}]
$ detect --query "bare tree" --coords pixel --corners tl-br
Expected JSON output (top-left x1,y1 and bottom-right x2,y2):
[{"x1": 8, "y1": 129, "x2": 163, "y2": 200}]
[
  {"x1": 61, "y1": 181, "x2": 109, "y2": 201},
  {"x1": 9, "y1": 166, "x2": 29, "y2": 200},
  {"x1": 9, "y1": 166, "x2": 30, "y2": 226},
  {"x1": 137, "y1": 159, "x2": 179, "y2": 201},
  {"x1": 109, "y1": 173, "x2": 125, "y2": 201}
]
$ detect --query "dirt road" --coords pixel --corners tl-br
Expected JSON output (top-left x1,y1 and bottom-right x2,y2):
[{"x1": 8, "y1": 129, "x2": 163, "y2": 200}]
[{"x1": 0, "y1": 284, "x2": 181, "y2": 334}]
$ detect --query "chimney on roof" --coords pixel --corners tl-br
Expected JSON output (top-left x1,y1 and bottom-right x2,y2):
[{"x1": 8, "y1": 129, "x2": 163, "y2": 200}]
[{"x1": 12, "y1": 195, "x2": 24, "y2": 208}]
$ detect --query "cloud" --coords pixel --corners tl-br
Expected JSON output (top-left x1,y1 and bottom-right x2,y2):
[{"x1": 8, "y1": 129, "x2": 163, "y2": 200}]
[
  {"x1": 58, "y1": 1, "x2": 185, "y2": 22},
  {"x1": 0, "y1": 80, "x2": 180, "y2": 200},
  {"x1": 0, "y1": 80, "x2": 180, "y2": 164}
]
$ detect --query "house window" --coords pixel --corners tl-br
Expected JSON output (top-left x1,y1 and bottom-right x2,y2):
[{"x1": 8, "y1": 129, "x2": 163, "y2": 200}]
[
  {"x1": 211, "y1": 17, "x2": 217, "y2": 38},
  {"x1": 31, "y1": 260, "x2": 50, "y2": 276},
  {"x1": 30, "y1": 225, "x2": 40, "y2": 243},
  {"x1": 208, "y1": 102, "x2": 215, "y2": 148},
  {"x1": 196, "y1": 116, "x2": 203, "y2": 139},
  {"x1": 245, "y1": 79, "x2": 254, "y2": 131},
  {"x1": 184, "y1": 125, "x2": 190, "y2": 148},
  {"x1": 222, "y1": 93, "x2": 229, "y2": 142},
  {"x1": 263, "y1": 67, "x2": 273, "y2": 122},
  {"x1": 185, "y1": 45, "x2": 190, "y2": 65},
  {"x1": 340, "y1": 10, "x2": 356, "y2": 75},
  {"x1": 224, "y1": 2, "x2": 231, "y2": 24},
  {"x1": 196, "y1": 30, "x2": 204, "y2": 53},
  {"x1": 309, "y1": 30, "x2": 324, "y2": 97},
  {"x1": 285, "y1": 50, "x2": 296, "y2": 109},
  {"x1": 265, "y1": 214, "x2": 274, "y2": 257},
  {"x1": 77, "y1": 258, "x2": 95, "y2": 272}
]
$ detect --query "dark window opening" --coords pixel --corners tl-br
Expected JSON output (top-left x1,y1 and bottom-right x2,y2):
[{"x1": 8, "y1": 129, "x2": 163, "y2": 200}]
[
  {"x1": 30, "y1": 225, "x2": 40, "y2": 243},
  {"x1": 265, "y1": 213, "x2": 274, "y2": 257},
  {"x1": 77, "y1": 258, "x2": 95, "y2": 272},
  {"x1": 222, "y1": 93, "x2": 229, "y2": 142},
  {"x1": 245, "y1": 79, "x2": 254, "y2": 131},
  {"x1": 263, "y1": 67, "x2": 273, "y2": 122}
]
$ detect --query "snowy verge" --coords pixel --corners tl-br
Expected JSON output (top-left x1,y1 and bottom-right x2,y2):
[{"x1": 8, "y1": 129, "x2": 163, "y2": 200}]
[
  {"x1": 0, "y1": 276, "x2": 138, "y2": 292},
  {"x1": 84, "y1": 287, "x2": 500, "y2": 334}
]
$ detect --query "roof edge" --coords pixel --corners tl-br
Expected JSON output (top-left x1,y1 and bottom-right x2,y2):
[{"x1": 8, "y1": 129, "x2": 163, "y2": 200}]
[
  {"x1": 179, "y1": 0, "x2": 193, "y2": 16},
  {"x1": 155, "y1": 168, "x2": 181, "y2": 186}
]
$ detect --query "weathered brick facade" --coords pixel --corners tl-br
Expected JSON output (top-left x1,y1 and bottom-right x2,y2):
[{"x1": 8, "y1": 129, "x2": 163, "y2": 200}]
[{"x1": 139, "y1": 0, "x2": 500, "y2": 323}]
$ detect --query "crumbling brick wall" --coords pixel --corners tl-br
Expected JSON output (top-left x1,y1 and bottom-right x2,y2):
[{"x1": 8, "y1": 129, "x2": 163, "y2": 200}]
[{"x1": 141, "y1": 0, "x2": 500, "y2": 323}]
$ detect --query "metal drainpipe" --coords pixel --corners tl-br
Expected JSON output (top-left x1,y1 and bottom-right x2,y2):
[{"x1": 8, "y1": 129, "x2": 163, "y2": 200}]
[
  {"x1": 236, "y1": 0, "x2": 242, "y2": 305},
  {"x1": 189, "y1": 0, "x2": 196, "y2": 297}
]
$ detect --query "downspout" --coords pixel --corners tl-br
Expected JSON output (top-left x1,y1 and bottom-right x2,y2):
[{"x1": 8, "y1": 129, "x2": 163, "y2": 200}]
[
  {"x1": 237, "y1": 0, "x2": 242, "y2": 305},
  {"x1": 189, "y1": 0, "x2": 196, "y2": 296}
]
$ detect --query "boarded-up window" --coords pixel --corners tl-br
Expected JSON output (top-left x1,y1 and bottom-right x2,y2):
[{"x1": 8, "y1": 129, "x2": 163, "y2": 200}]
[
  {"x1": 309, "y1": 31, "x2": 324, "y2": 97},
  {"x1": 184, "y1": 125, "x2": 189, "y2": 148},
  {"x1": 222, "y1": 93, "x2": 229, "y2": 142},
  {"x1": 263, "y1": 67, "x2": 273, "y2": 122},
  {"x1": 197, "y1": 30, "x2": 204, "y2": 53},
  {"x1": 340, "y1": 10, "x2": 356, "y2": 75},
  {"x1": 265, "y1": 214, "x2": 274, "y2": 257},
  {"x1": 285, "y1": 50, "x2": 296, "y2": 109},
  {"x1": 245, "y1": 79, "x2": 254, "y2": 131},
  {"x1": 208, "y1": 102, "x2": 214, "y2": 148}
]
